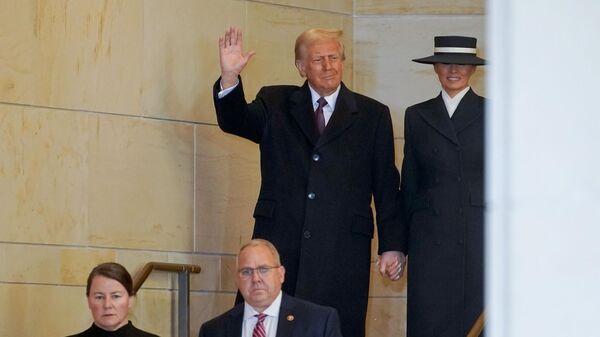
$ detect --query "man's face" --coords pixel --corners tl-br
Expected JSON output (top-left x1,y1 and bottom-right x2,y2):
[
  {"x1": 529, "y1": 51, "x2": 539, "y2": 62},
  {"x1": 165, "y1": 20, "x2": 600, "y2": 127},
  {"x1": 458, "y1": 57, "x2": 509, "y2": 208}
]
[
  {"x1": 295, "y1": 39, "x2": 344, "y2": 97},
  {"x1": 434, "y1": 63, "x2": 476, "y2": 97},
  {"x1": 237, "y1": 245, "x2": 285, "y2": 312}
]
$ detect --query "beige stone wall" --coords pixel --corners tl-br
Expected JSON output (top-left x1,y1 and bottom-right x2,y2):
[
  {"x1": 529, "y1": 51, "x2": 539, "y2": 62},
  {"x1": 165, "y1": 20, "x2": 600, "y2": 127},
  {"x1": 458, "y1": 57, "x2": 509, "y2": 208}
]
[{"x1": 0, "y1": 0, "x2": 483, "y2": 336}]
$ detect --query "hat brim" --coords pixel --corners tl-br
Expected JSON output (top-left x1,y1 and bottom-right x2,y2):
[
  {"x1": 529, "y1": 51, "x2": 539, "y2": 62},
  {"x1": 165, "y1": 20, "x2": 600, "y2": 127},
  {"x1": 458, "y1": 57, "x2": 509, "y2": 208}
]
[{"x1": 412, "y1": 53, "x2": 486, "y2": 65}]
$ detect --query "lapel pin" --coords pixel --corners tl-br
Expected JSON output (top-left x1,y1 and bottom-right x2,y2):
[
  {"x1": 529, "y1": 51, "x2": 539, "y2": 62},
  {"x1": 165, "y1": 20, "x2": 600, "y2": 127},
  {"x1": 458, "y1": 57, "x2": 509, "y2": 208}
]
[{"x1": 287, "y1": 315, "x2": 295, "y2": 321}]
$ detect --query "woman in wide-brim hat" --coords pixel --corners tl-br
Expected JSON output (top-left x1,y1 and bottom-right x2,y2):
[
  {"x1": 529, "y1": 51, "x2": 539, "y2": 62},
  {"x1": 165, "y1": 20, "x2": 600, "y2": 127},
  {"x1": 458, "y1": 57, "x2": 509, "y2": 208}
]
[
  {"x1": 412, "y1": 35, "x2": 485, "y2": 98},
  {"x1": 400, "y1": 36, "x2": 486, "y2": 337}
]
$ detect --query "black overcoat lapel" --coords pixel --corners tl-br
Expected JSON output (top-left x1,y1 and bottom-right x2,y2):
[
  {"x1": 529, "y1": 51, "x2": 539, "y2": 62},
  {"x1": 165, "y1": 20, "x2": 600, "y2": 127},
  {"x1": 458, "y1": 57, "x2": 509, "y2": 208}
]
[
  {"x1": 289, "y1": 82, "x2": 320, "y2": 146},
  {"x1": 316, "y1": 83, "x2": 359, "y2": 149},
  {"x1": 450, "y1": 88, "x2": 483, "y2": 133},
  {"x1": 418, "y1": 93, "x2": 460, "y2": 145}
]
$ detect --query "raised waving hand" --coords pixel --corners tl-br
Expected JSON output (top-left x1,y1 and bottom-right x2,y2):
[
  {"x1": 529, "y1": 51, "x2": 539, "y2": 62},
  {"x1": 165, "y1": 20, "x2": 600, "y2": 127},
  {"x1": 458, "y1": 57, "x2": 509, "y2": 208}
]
[{"x1": 219, "y1": 27, "x2": 256, "y2": 89}]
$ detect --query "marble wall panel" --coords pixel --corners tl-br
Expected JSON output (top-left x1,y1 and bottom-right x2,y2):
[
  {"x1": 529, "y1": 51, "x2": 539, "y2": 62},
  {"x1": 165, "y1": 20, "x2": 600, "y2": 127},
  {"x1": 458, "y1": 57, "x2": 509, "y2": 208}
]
[
  {"x1": 355, "y1": 0, "x2": 485, "y2": 15},
  {"x1": 0, "y1": 0, "x2": 144, "y2": 115},
  {"x1": 341, "y1": 15, "x2": 355, "y2": 88},
  {"x1": 394, "y1": 138, "x2": 405, "y2": 167},
  {"x1": 354, "y1": 15, "x2": 486, "y2": 137},
  {"x1": 0, "y1": 284, "x2": 89, "y2": 337},
  {"x1": 130, "y1": 288, "x2": 175, "y2": 337},
  {"x1": 195, "y1": 125, "x2": 259, "y2": 254},
  {"x1": 366, "y1": 296, "x2": 407, "y2": 337},
  {"x1": 369, "y1": 260, "x2": 407, "y2": 297},
  {"x1": 0, "y1": 241, "x2": 223, "y2": 297},
  {"x1": 243, "y1": 2, "x2": 353, "y2": 98},
  {"x1": 0, "y1": 105, "x2": 89, "y2": 244},
  {"x1": 0, "y1": 0, "x2": 37, "y2": 104},
  {"x1": 253, "y1": 0, "x2": 353, "y2": 14},
  {"x1": 87, "y1": 114, "x2": 194, "y2": 251},
  {"x1": 219, "y1": 254, "x2": 239, "y2": 292},
  {"x1": 0, "y1": 244, "x2": 116, "y2": 285},
  {"x1": 142, "y1": 0, "x2": 245, "y2": 123}
]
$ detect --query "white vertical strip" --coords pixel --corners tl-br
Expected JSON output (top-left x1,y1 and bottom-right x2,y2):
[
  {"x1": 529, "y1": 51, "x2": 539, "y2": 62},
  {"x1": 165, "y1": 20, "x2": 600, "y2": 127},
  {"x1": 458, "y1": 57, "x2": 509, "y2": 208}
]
[
  {"x1": 489, "y1": 1, "x2": 600, "y2": 336},
  {"x1": 486, "y1": 0, "x2": 511, "y2": 335}
]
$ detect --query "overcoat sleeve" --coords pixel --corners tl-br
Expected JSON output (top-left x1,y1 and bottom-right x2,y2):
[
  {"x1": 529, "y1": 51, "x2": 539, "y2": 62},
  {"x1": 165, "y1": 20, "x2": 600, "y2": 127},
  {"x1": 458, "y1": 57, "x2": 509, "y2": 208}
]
[
  {"x1": 212, "y1": 77, "x2": 268, "y2": 144},
  {"x1": 372, "y1": 105, "x2": 407, "y2": 254},
  {"x1": 400, "y1": 106, "x2": 422, "y2": 241}
]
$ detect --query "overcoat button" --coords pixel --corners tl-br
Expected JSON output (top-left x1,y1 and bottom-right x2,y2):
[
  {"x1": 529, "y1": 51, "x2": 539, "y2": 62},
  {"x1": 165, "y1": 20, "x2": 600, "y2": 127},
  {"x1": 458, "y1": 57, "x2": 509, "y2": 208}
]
[
  {"x1": 303, "y1": 231, "x2": 311, "y2": 239},
  {"x1": 308, "y1": 192, "x2": 316, "y2": 200},
  {"x1": 312, "y1": 153, "x2": 320, "y2": 161}
]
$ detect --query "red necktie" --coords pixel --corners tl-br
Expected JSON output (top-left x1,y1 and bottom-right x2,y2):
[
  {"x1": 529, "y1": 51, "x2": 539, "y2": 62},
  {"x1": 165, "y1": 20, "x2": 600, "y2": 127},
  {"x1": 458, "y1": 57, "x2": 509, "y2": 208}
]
[
  {"x1": 314, "y1": 97, "x2": 327, "y2": 134},
  {"x1": 252, "y1": 313, "x2": 267, "y2": 337}
]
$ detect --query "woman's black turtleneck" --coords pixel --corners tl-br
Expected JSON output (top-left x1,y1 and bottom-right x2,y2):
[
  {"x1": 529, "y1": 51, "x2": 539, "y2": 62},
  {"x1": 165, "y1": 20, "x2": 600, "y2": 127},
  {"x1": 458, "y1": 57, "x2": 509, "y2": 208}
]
[{"x1": 66, "y1": 321, "x2": 159, "y2": 337}]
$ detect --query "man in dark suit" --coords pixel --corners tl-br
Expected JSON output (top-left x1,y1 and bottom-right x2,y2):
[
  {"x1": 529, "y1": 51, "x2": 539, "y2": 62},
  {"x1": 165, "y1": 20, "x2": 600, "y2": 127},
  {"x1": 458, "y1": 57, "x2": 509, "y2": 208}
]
[
  {"x1": 400, "y1": 36, "x2": 486, "y2": 337},
  {"x1": 213, "y1": 27, "x2": 404, "y2": 337},
  {"x1": 198, "y1": 239, "x2": 343, "y2": 337}
]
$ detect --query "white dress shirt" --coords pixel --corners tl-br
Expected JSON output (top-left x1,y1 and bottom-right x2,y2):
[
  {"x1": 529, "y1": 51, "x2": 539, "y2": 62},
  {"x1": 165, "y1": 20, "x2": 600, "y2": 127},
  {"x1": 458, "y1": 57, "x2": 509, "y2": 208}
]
[
  {"x1": 242, "y1": 291, "x2": 283, "y2": 337},
  {"x1": 441, "y1": 86, "x2": 470, "y2": 118},
  {"x1": 308, "y1": 84, "x2": 341, "y2": 126}
]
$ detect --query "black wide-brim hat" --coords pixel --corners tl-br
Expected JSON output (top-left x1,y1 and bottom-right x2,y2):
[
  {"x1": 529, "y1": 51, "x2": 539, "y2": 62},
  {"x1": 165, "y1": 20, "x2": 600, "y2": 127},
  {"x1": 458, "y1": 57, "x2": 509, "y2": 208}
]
[{"x1": 412, "y1": 36, "x2": 486, "y2": 65}]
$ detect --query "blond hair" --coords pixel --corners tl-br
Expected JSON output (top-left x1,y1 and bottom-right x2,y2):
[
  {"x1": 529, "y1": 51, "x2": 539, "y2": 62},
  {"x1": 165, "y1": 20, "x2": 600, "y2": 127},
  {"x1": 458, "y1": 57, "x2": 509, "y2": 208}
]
[{"x1": 294, "y1": 28, "x2": 345, "y2": 61}]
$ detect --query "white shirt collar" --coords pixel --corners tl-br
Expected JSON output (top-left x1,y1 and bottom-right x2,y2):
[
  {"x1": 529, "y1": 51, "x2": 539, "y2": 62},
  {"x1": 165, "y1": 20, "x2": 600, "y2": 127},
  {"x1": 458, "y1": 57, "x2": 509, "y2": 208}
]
[
  {"x1": 441, "y1": 86, "x2": 470, "y2": 117},
  {"x1": 308, "y1": 84, "x2": 340, "y2": 111},
  {"x1": 307, "y1": 84, "x2": 340, "y2": 125},
  {"x1": 243, "y1": 291, "x2": 283, "y2": 320}
]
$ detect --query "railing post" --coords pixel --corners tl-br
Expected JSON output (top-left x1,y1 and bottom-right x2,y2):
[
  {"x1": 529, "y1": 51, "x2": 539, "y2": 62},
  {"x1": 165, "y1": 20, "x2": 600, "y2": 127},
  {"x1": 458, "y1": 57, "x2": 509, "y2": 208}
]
[
  {"x1": 178, "y1": 271, "x2": 191, "y2": 337},
  {"x1": 132, "y1": 262, "x2": 200, "y2": 337}
]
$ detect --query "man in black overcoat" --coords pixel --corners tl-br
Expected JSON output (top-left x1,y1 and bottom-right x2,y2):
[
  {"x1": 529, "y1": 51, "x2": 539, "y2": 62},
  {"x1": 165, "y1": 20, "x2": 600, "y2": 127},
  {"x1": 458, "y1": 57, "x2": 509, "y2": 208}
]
[
  {"x1": 401, "y1": 36, "x2": 486, "y2": 337},
  {"x1": 212, "y1": 27, "x2": 405, "y2": 337}
]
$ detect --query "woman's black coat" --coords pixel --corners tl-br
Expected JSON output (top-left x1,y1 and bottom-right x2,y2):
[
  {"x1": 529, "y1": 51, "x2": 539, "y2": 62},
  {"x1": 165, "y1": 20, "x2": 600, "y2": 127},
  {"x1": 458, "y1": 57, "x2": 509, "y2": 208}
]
[{"x1": 401, "y1": 89, "x2": 485, "y2": 337}]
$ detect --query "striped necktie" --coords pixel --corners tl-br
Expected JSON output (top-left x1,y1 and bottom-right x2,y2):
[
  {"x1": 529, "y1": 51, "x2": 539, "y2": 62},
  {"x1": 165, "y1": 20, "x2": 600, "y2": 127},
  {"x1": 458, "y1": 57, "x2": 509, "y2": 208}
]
[{"x1": 252, "y1": 313, "x2": 267, "y2": 337}]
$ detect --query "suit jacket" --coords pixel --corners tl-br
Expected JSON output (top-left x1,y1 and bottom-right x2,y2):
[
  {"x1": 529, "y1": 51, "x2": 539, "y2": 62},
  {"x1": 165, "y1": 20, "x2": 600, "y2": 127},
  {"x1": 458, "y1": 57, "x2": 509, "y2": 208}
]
[
  {"x1": 213, "y1": 79, "x2": 403, "y2": 337},
  {"x1": 198, "y1": 294, "x2": 343, "y2": 337},
  {"x1": 401, "y1": 88, "x2": 485, "y2": 337}
]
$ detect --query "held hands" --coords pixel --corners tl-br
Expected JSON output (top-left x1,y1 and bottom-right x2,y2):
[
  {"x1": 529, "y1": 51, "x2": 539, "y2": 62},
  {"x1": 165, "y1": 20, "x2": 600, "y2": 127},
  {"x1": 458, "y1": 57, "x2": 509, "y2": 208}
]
[
  {"x1": 377, "y1": 251, "x2": 406, "y2": 281},
  {"x1": 219, "y1": 27, "x2": 256, "y2": 89}
]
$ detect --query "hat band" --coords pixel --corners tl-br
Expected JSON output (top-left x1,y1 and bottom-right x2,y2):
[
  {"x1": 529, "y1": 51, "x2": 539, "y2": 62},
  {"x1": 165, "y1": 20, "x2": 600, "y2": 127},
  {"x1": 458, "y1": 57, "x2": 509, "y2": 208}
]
[{"x1": 434, "y1": 47, "x2": 477, "y2": 54}]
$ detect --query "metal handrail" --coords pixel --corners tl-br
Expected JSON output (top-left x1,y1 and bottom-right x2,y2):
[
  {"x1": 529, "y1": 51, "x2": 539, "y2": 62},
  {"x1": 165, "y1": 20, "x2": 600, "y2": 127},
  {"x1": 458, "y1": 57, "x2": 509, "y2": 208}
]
[
  {"x1": 132, "y1": 262, "x2": 201, "y2": 293},
  {"x1": 466, "y1": 311, "x2": 485, "y2": 337},
  {"x1": 132, "y1": 262, "x2": 201, "y2": 337}
]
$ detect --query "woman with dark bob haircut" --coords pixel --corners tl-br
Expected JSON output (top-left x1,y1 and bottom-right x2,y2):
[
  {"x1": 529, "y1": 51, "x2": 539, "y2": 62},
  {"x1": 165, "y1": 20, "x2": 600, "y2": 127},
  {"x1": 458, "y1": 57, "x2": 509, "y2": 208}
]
[{"x1": 66, "y1": 262, "x2": 159, "y2": 337}]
